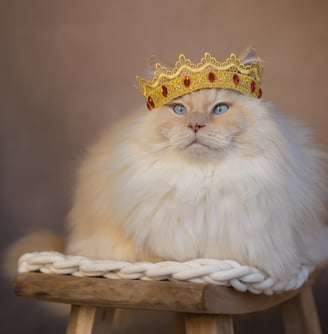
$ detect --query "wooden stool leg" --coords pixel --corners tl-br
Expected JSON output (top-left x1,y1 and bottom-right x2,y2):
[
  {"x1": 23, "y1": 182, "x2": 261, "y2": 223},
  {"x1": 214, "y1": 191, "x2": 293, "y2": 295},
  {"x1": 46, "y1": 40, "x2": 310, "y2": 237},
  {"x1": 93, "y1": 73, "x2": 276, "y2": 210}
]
[
  {"x1": 67, "y1": 305, "x2": 97, "y2": 334},
  {"x1": 66, "y1": 305, "x2": 115, "y2": 334},
  {"x1": 184, "y1": 314, "x2": 234, "y2": 334},
  {"x1": 175, "y1": 313, "x2": 186, "y2": 334},
  {"x1": 92, "y1": 307, "x2": 115, "y2": 333},
  {"x1": 281, "y1": 285, "x2": 322, "y2": 334}
]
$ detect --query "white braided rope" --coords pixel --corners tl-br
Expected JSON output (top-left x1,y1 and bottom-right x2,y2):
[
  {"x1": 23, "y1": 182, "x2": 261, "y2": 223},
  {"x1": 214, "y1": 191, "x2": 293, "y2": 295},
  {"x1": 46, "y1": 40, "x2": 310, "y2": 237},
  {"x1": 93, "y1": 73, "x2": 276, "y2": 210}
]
[{"x1": 18, "y1": 251, "x2": 313, "y2": 295}]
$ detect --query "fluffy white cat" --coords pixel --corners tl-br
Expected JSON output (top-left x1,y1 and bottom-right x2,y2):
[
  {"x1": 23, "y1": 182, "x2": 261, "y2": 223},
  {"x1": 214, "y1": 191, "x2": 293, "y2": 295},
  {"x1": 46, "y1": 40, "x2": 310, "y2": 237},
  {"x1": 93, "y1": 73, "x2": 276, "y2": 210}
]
[
  {"x1": 6, "y1": 49, "x2": 328, "y2": 286},
  {"x1": 66, "y1": 52, "x2": 328, "y2": 282}
]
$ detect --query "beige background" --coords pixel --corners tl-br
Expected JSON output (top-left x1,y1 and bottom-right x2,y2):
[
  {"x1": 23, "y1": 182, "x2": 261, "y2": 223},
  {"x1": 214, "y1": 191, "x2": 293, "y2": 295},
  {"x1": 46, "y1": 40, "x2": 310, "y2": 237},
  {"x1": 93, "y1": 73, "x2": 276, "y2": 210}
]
[{"x1": 1, "y1": 0, "x2": 328, "y2": 333}]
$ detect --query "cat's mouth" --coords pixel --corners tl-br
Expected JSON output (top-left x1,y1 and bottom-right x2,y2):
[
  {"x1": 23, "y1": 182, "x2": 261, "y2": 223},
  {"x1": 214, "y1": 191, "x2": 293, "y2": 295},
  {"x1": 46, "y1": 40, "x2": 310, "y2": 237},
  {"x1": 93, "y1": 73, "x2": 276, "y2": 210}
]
[
  {"x1": 186, "y1": 138, "x2": 211, "y2": 149},
  {"x1": 184, "y1": 134, "x2": 232, "y2": 153}
]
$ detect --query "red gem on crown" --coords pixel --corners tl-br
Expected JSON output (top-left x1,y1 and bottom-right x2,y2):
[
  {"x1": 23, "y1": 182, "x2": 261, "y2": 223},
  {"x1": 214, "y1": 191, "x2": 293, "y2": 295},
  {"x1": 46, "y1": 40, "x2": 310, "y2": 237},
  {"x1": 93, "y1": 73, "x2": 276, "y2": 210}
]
[
  {"x1": 233, "y1": 74, "x2": 240, "y2": 85},
  {"x1": 147, "y1": 96, "x2": 155, "y2": 110},
  {"x1": 250, "y1": 81, "x2": 256, "y2": 93},
  {"x1": 161, "y1": 85, "x2": 168, "y2": 97},
  {"x1": 208, "y1": 72, "x2": 215, "y2": 83},
  {"x1": 183, "y1": 76, "x2": 191, "y2": 88},
  {"x1": 258, "y1": 88, "x2": 263, "y2": 98}
]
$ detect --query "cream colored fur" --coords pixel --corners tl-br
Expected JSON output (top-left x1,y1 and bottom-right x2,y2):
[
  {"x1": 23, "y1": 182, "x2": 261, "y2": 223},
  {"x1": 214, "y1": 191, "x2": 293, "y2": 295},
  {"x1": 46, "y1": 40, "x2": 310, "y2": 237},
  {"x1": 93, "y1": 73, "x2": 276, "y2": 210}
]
[
  {"x1": 5, "y1": 230, "x2": 65, "y2": 279},
  {"x1": 67, "y1": 85, "x2": 328, "y2": 282}
]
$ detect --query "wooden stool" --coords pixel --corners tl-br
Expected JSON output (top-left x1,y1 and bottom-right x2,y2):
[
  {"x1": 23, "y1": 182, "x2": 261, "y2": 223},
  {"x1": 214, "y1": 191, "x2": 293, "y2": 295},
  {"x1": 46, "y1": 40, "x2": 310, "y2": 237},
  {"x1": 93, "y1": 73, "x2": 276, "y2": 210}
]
[{"x1": 14, "y1": 272, "x2": 322, "y2": 334}]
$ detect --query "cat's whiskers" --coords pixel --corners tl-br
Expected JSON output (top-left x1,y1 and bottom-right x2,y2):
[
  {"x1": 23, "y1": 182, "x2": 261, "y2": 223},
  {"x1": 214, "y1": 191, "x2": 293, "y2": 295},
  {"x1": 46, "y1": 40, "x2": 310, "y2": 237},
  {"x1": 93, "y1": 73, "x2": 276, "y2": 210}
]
[
  {"x1": 149, "y1": 141, "x2": 172, "y2": 154},
  {"x1": 170, "y1": 132, "x2": 195, "y2": 149},
  {"x1": 196, "y1": 131, "x2": 231, "y2": 150}
]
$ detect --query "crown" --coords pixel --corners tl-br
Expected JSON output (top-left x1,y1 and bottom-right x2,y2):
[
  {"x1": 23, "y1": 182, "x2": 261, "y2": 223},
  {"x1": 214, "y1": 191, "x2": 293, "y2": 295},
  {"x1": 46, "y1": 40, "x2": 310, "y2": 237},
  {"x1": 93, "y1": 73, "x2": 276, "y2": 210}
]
[{"x1": 136, "y1": 52, "x2": 263, "y2": 110}]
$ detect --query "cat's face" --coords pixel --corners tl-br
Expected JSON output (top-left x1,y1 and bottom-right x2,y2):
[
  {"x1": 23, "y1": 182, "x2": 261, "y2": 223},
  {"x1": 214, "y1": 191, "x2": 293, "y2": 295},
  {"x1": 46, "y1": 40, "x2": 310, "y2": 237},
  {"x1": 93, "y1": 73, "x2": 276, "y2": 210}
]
[{"x1": 146, "y1": 88, "x2": 259, "y2": 160}]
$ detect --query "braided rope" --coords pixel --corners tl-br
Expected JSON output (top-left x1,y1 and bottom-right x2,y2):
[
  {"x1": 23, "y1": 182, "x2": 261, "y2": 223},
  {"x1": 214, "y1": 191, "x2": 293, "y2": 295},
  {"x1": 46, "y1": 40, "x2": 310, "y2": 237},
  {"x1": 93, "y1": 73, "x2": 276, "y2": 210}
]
[{"x1": 18, "y1": 252, "x2": 313, "y2": 295}]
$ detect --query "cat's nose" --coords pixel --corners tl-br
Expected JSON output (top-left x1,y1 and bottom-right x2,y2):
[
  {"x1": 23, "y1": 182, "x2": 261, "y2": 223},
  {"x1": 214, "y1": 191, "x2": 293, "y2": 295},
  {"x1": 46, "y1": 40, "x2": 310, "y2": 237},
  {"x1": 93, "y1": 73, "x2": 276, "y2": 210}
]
[
  {"x1": 189, "y1": 122, "x2": 205, "y2": 132},
  {"x1": 187, "y1": 112, "x2": 207, "y2": 132}
]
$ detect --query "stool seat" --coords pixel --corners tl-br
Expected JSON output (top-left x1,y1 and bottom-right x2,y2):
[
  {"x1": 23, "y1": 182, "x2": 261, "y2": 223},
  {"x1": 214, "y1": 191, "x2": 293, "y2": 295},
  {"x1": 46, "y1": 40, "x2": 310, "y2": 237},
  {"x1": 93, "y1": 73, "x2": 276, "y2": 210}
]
[{"x1": 14, "y1": 272, "x2": 322, "y2": 334}]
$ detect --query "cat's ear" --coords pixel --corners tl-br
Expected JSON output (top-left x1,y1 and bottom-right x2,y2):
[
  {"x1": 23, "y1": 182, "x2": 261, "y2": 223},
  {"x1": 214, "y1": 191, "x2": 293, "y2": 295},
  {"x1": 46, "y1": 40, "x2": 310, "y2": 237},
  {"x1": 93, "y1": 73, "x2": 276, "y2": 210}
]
[{"x1": 239, "y1": 47, "x2": 259, "y2": 65}]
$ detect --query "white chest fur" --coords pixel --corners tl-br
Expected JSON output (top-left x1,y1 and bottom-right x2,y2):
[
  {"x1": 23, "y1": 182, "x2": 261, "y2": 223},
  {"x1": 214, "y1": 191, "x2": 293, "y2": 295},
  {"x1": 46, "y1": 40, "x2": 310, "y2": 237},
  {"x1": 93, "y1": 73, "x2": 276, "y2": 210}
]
[{"x1": 109, "y1": 151, "x2": 301, "y2": 280}]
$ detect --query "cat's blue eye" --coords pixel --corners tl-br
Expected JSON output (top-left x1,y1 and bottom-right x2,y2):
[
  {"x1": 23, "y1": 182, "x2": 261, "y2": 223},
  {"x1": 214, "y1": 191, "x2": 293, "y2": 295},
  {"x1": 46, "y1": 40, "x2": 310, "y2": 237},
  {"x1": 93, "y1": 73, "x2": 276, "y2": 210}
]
[
  {"x1": 212, "y1": 103, "x2": 229, "y2": 115},
  {"x1": 172, "y1": 104, "x2": 186, "y2": 116}
]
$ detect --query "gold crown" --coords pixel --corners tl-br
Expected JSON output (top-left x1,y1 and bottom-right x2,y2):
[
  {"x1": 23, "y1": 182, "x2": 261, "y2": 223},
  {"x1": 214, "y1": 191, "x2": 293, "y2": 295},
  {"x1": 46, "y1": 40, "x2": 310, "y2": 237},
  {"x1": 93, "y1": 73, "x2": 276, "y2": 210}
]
[{"x1": 136, "y1": 52, "x2": 263, "y2": 110}]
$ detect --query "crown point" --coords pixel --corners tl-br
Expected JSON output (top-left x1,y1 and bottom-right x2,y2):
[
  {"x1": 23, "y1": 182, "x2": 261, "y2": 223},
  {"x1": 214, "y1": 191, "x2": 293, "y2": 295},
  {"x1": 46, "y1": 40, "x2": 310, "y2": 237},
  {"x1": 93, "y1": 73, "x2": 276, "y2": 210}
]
[
  {"x1": 250, "y1": 81, "x2": 256, "y2": 93},
  {"x1": 161, "y1": 85, "x2": 168, "y2": 97},
  {"x1": 258, "y1": 88, "x2": 263, "y2": 98},
  {"x1": 183, "y1": 76, "x2": 191, "y2": 88},
  {"x1": 208, "y1": 72, "x2": 215, "y2": 83},
  {"x1": 233, "y1": 74, "x2": 240, "y2": 85}
]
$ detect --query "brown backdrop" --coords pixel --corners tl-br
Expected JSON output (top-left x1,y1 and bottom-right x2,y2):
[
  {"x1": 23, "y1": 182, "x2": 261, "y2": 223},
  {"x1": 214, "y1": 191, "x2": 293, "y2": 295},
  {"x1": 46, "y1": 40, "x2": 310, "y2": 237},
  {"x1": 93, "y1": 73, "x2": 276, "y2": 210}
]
[{"x1": 1, "y1": 0, "x2": 328, "y2": 333}]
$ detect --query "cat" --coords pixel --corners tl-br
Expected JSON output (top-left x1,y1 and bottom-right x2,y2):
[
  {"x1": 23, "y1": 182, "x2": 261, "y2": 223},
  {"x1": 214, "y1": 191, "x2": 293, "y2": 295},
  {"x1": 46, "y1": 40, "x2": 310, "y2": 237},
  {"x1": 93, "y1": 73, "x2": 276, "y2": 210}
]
[{"x1": 6, "y1": 48, "x2": 328, "y2": 284}]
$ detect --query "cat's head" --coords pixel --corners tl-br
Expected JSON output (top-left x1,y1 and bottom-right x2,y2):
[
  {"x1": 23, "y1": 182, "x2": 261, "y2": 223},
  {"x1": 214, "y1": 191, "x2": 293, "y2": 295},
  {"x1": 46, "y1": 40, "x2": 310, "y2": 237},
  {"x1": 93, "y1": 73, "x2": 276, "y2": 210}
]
[
  {"x1": 146, "y1": 89, "x2": 268, "y2": 161},
  {"x1": 140, "y1": 48, "x2": 270, "y2": 162}
]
